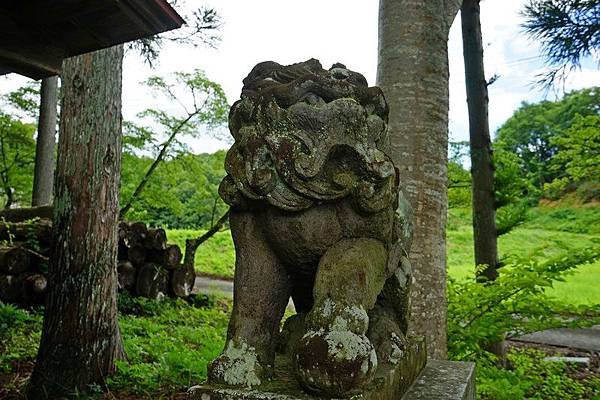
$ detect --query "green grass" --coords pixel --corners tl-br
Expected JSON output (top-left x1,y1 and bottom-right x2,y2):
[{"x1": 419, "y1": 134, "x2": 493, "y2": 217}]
[{"x1": 448, "y1": 206, "x2": 600, "y2": 305}]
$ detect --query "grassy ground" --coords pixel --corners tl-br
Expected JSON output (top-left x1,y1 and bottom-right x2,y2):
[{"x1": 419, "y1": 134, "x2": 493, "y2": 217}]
[
  {"x1": 1, "y1": 295, "x2": 597, "y2": 399},
  {"x1": 0, "y1": 295, "x2": 229, "y2": 399},
  {"x1": 0, "y1": 201, "x2": 598, "y2": 399},
  {"x1": 448, "y1": 204, "x2": 600, "y2": 305},
  {"x1": 167, "y1": 201, "x2": 600, "y2": 305}
]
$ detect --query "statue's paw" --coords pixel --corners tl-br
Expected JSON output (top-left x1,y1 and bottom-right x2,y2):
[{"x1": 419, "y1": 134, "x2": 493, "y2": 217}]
[
  {"x1": 294, "y1": 328, "x2": 377, "y2": 397},
  {"x1": 207, "y1": 341, "x2": 265, "y2": 388}
]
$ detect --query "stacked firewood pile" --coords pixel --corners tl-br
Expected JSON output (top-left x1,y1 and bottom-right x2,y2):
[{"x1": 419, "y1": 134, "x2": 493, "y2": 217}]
[
  {"x1": 0, "y1": 219, "x2": 51, "y2": 304},
  {"x1": 0, "y1": 213, "x2": 196, "y2": 304},
  {"x1": 117, "y1": 221, "x2": 195, "y2": 299}
]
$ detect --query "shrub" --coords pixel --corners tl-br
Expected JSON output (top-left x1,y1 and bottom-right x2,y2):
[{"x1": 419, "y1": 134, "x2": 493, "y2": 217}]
[{"x1": 448, "y1": 248, "x2": 600, "y2": 360}]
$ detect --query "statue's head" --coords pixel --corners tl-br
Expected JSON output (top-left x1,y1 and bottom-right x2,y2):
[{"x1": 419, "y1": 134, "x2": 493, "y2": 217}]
[{"x1": 219, "y1": 59, "x2": 398, "y2": 213}]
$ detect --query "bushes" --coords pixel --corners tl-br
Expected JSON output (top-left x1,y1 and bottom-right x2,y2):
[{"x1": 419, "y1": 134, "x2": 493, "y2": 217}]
[
  {"x1": 478, "y1": 349, "x2": 600, "y2": 400},
  {"x1": 448, "y1": 249, "x2": 600, "y2": 360},
  {"x1": 448, "y1": 248, "x2": 600, "y2": 399}
]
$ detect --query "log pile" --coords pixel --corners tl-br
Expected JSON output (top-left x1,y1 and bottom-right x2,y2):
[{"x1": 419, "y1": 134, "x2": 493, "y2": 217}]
[
  {"x1": 0, "y1": 220, "x2": 51, "y2": 304},
  {"x1": 0, "y1": 217, "x2": 195, "y2": 304},
  {"x1": 117, "y1": 221, "x2": 195, "y2": 299}
]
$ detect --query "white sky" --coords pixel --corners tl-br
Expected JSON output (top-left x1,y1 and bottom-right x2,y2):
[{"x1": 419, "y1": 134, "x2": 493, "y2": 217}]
[{"x1": 1, "y1": 0, "x2": 598, "y2": 154}]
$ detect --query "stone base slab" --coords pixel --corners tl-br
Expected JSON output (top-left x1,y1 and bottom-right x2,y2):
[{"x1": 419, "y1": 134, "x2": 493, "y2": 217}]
[
  {"x1": 401, "y1": 360, "x2": 475, "y2": 400},
  {"x1": 188, "y1": 337, "x2": 426, "y2": 400}
]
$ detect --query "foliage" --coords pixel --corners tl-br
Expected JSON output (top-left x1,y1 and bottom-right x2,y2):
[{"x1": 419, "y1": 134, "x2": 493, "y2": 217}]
[
  {"x1": 546, "y1": 113, "x2": 600, "y2": 200},
  {"x1": 493, "y1": 148, "x2": 534, "y2": 208},
  {"x1": 0, "y1": 113, "x2": 36, "y2": 208},
  {"x1": 123, "y1": 70, "x2": 228, "y2": 156},
  {"x1": 121, "y1": 70, "x2": 229, "y2": 219},
  {"x1": 495, "y1": 201, "x2": 528, "y2": 236},
  {"x1": 448, "y1": 249, "x2": 600, "y2": 360},
  {"x1": 522, "y1": 0, "x2": 600, "y2": 87},
  {"x1": 478, "y1": 349, "x2": 600, "y2": 399},
  {"x1": 0, "y1": 302, "x2": 41, "y2": 373},
  {"x1": 448, "y1": 161, "x2": 472, "y2": 208},
  {"x1": 494, "y1": 87, "x2": 600, "y2": 194},
  {"x1": 121, "y1": 151, "x2": 228, "y2": 229},
  {"x1": 3, "y1": 83, "x2": 40, "y2": 119}
]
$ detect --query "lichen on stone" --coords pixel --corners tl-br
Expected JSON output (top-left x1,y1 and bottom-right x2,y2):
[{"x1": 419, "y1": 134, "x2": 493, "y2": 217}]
[{"x1": 209, "y1": 341, "x2": 263, "y2": 388}]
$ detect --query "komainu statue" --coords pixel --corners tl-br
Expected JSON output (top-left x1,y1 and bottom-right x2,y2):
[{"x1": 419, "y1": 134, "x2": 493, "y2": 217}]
[{"x1": 207, "y1": 59, "x2": 416, "y2": 398}]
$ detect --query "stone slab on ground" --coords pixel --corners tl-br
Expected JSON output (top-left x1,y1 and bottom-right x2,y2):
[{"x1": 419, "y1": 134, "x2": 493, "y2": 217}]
[
  {"x1": 543, "y1": 356, "x2": 590, "y2": 366},
  {"x1": 515, "y1": 328, "x2": 600, "y2": 352},
  {"x1": 402, "y1": 360, "x2": 475, "y2": 400},
  {"x1": 189, "y1": 338, "x2": 426, "y2": 400}
]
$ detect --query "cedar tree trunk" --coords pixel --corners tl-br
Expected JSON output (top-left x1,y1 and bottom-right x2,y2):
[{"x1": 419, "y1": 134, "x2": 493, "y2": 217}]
[
  {"x1": 28, "y1": 45, "x2": 125, "y2": 399},
  {"x1": 461, "y1": 0, "x2": 498, "y2": 281},
  {"x1": 32, "y1": 76, "x2": 58, "y2": 206},
  {"x1": 377, "y1": 0, "x2": 462, "y2": 359}
]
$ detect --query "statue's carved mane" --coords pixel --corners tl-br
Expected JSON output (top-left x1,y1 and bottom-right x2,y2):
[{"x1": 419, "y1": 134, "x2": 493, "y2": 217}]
[{"x1": 219, "y1": 59, "x2": 397, "y2": 213}]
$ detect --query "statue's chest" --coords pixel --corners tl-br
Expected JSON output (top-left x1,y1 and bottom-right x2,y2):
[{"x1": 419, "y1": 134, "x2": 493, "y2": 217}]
[{"x1": 259, "y1": 201, "x2": 394, "y2": 269}]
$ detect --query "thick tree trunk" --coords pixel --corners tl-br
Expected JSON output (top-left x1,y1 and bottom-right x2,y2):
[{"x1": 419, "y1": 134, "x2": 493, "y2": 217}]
[
  {"x1": 28, "y1": 45, "x2": 125, "y2": 399},
  {"x1": 32, "y1": 76, "x2": 59, "y2": 206},
  {"x1": 377, "y1": 0, "x2": 461, "y2": 359},
  {"x1": 461, "y1": 0, "x2": 498, "y2": 281}
]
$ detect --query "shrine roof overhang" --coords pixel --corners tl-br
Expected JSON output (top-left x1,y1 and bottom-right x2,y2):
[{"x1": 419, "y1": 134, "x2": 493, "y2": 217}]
[{"x1": 0, "y1": 0, "x2": 185, "y2": 79}]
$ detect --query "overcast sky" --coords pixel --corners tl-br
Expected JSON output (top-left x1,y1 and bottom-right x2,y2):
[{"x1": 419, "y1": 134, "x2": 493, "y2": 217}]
[{"x1": 2, "y1": 0, "x2": 598, "y2": 154}]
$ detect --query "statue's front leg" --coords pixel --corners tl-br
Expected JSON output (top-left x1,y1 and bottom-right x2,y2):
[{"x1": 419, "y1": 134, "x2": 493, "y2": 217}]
[
  {"x1": 294, "y1": 238, "x2": 388, "y2": 397},
  {"x1": 208, "y1": 211, "x2": 290, "y2": 387}
]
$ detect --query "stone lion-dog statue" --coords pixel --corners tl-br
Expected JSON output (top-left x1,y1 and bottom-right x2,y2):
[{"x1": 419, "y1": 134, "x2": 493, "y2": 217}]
[{"x1": 208, "y1": 59, "x2": 414, "y2": 398}]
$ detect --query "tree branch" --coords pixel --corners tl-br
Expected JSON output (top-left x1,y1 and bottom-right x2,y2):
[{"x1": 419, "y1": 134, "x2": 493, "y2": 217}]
[{"x1": 183, "y1": 209, "x2": 229, "y2": 270}]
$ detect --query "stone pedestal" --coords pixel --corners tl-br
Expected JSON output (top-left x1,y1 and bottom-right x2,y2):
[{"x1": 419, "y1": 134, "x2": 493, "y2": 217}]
[
  {"x1": 189, "y1": 338, "x2": 426, "y2": 400},
  {"x1": 189, "y1": 355, "x2": 475, "y2": 400}
]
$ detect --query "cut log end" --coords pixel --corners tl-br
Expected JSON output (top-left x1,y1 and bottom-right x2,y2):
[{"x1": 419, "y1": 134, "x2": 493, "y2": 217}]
[
  {"x1": 171, "y1": 265, "x2": 195, "y2": 298},
  {"x1": 0, "y1": 247, "x2": 31, "y2": 274},
  {"x1": 117, "y1": 260, "x2": 137, "y2": 292},
  {"x1": 136, "y1": 263, "x2": 168, "y2": 300}
]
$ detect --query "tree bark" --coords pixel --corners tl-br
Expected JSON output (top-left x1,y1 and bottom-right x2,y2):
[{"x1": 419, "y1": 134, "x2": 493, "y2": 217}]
[
  {"x1": 461, "y1": 0, "x2": 498, "y2": 281},
  {"x1": 377, "y1": 0, "x2": 461, "y2": 359},
  {"x1": 28, "y1": 45, "x2": 126, "y2": 399},
  {"x1": 32, "y1": 76, "x2": 59, "y2": 206}
]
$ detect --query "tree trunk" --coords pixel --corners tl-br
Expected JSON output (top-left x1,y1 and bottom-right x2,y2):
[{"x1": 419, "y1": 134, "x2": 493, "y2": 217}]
[
  {"x1": 377, "y1": 0, "x2": 461, "y2": 359},
  {"x1": 32, "y1": 76, "x2": 59, "y2": 206},
  {"x1": 28, "y1": 45, "x2": 126, "y2": 399},
  {"x1": 461, "y1": 0, "x2": 498, "y2": 281}
]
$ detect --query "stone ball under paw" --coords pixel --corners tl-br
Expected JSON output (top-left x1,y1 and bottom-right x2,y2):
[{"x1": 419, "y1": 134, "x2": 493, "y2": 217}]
[{"x1": 294, "y1": 328, "x2": 377, "y2": 397}]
